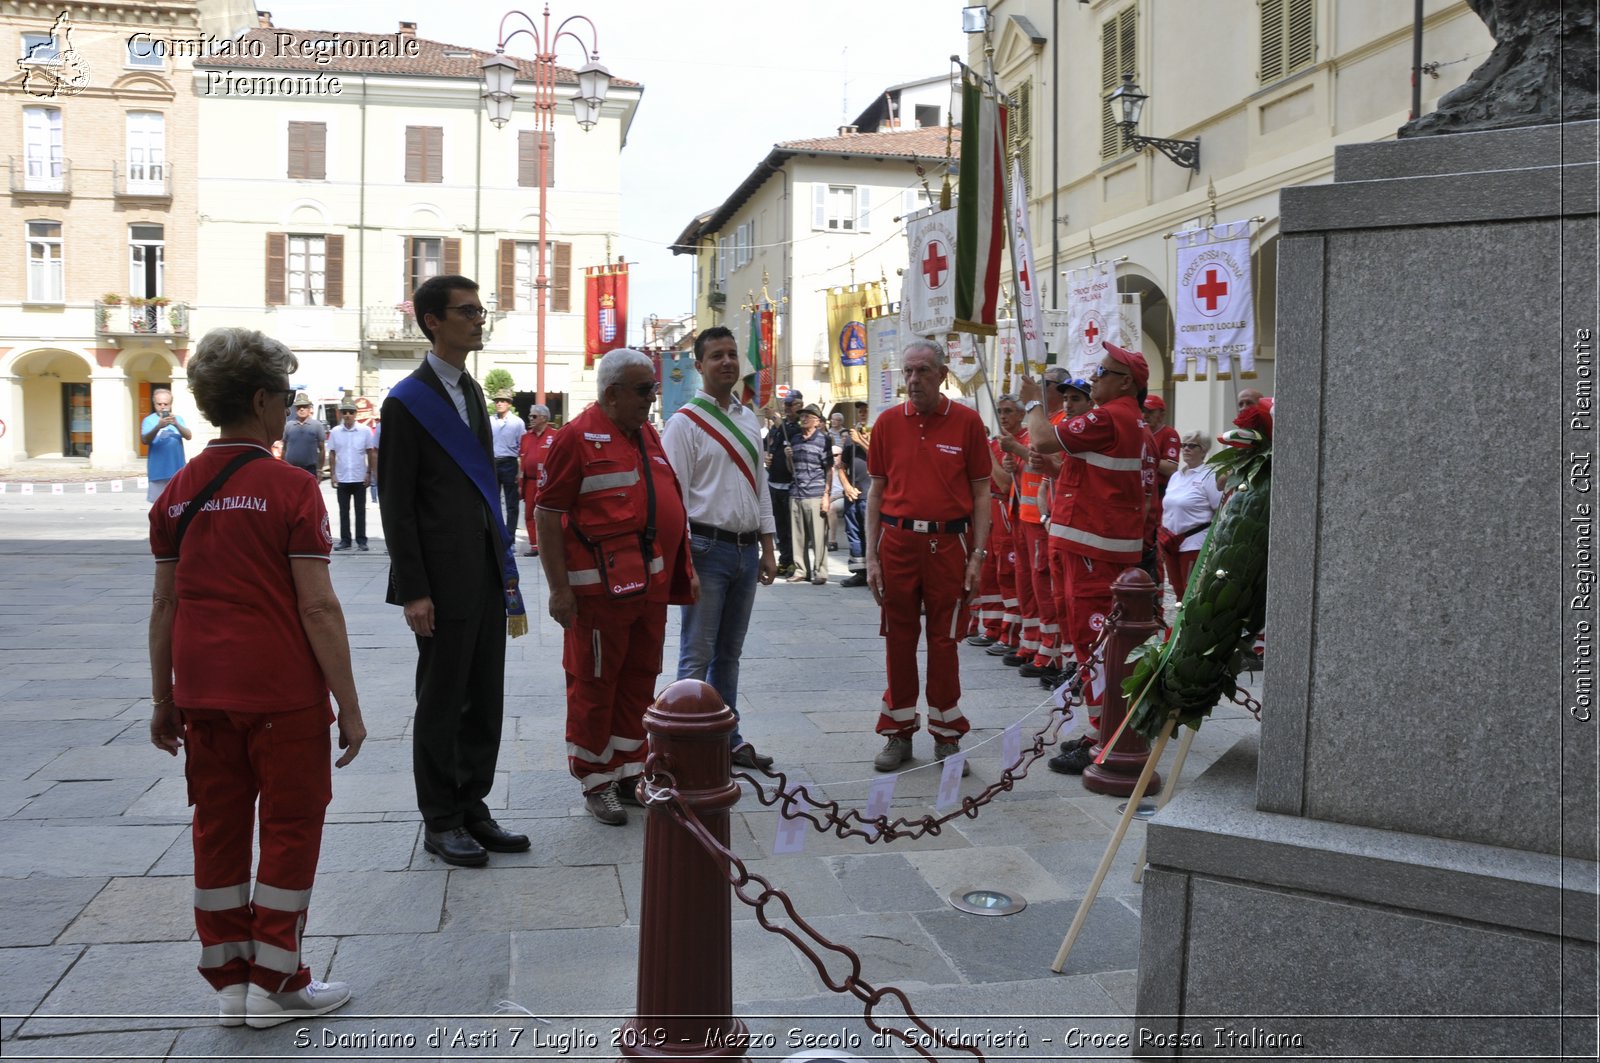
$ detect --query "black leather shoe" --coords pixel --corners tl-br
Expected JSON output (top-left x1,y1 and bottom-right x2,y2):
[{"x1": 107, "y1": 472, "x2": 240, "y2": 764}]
[
  {"x1": 1019, "y1": 661, "x2": 1050, "y2": 678},
  {"x1": 731, "y1": 746, "x2": 774, "y2": 770},
  {"x1": 423, "y1": 826, "x2": 489, "y2": 867},
  {"x1": 840, "y1": 572, "x2": 867, "y2": 587},
  {"x1": 1048, "y1": 743, "x2": 1097, "y2": 775},
  {"x1": 464, "y1": 818, "x2": 530, "y2": 853},
  {"x1": 1002, "y1": 652, "x2": 1028, "y2": 667}
]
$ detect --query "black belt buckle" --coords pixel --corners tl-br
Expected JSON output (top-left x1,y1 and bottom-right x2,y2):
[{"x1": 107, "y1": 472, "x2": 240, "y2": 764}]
[{"x1": 691, "y1": 522, "x2": 757, "y2": 547}]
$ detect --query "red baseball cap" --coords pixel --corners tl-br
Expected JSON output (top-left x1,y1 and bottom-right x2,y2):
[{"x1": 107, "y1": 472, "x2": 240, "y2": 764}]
[
  {"x1": 1142, "y1": 395, "x2": 1167, "y2": 411},
  {"x1": 1103, "y1": 342, "x2": 1149, "y2": 389}
]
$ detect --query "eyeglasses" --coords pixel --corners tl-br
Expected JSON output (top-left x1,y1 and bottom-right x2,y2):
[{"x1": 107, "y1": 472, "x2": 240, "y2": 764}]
[
  {"x1": 1181, "y1": 443, "x2": 1202, "y2": 451},
  {"x1": 271, "y1": 388, "x2": 296, "y2": 409},
  {"x1": 1091, "y1": 365, "x2": 1129, "y2": 380},
  {"x1": 447, "y1": 304, "x2": 488, "y2": 320},
  {"x1": 622, "y1": 381, "x2": 661, "y2": 398}
]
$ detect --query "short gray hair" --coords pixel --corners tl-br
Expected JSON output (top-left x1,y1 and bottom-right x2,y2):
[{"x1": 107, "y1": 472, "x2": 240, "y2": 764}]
[
  {"x1": 596, "y1": 347, "x2": 654, "y2": 396},
  {"x1": 997, "y1": 392, "x2": 1021, "y2": 405},
  {"x1": 188, "y1": 328, "x2": 298, "y2": 427},
  {"x1": 528, "y1": 403, "x2": 551, "y2": 419},
  {"x1": 151, "y1": 388, "x2": 173, "y2": 402},
  {"x1": 1181, "y1": 429, "x2": 1213, "y2": 455},
  {"x1": 902, "y1": 338, "x2": 946, "y2": 366}
]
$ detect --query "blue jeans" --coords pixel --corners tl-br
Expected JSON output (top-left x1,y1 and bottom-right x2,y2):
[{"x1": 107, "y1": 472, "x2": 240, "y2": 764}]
[
  {"x1": 677, "y1": 535, "x2": 760, "y2": 747},
  {"x1": 843, "y1": 495, "x2": 866, "y2": 563}
]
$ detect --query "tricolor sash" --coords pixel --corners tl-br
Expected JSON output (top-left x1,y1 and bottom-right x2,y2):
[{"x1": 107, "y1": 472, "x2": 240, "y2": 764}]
[
  {"x1": 679, "y1": 396, "x2": 759, "y2": 495},
  {"x1": 389, "y1": 376, "x2": 528, "y2": 637}
]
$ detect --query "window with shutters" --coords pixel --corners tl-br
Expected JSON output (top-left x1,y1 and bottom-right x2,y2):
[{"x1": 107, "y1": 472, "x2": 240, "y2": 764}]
[
  {"x1": 287, "y1": 235, "x2": 325, "y2": 305},
  {"x1": 826, "y1": 185, "x2": 856, "y2": 231},
  {"x1": 731, "y1": 220, "x2": 753, "y2": 271},
  {"x1": 23, "y1": 106, "x2": 64, "y2": 191},
  {"x1": 1007, "y1": 80, "x2": 1033, "y2": 193},
  {"x1": 509, "y1": 241, "x2": 572, "y2": 311},
  {"x1": 266, "y1": 232, "x2": 343, "y2": 306},
  {"x1": 26, "y1": 220, "x2": 63, "y2": 303},
  {"x1": 1099, "y1": 7, "x2": 1138, "y2": 160},
  {"x1": 404, "y1": 126, "x2": 443, "y2": 183},
  {"x1": 125, "y1": 111, "x2": 165, "y2": 190},
  {"x1": 1260, "y1": 0, "x2": 1316, "y2": 85},
  {"x1": 407, "y1": 237, "x2": 442, "y2": 292},
  {"x1": 129, "y1": 224, "x2": 163, "y2": 299},
  {"x1": 517, "y1": 129, "x2": 555, "y2": 187},
  {"x1": 287, "y1": 121, "x2": 326, "y2": 180}
]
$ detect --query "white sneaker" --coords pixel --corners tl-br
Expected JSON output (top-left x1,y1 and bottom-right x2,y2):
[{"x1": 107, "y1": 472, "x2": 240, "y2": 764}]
[
  {"x1": 245, "y1": 979, "x2": 352, "y2": 1029},
  {"x1": 217, "y1": 983, "x2": 247, "y2": 1027}
]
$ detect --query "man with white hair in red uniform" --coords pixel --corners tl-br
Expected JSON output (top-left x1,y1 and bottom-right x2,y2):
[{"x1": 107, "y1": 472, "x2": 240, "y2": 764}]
[
  {"x1": 866, "y1": 339, "x2": 991, "y2": 774},
  {"x1": 1019, "y1": 341, "x2": 1156, "y2": 774}
]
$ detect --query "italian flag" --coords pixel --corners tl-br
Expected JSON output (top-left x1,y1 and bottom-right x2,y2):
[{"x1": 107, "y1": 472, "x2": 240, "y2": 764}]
[{"x1": 954, "y1": 70, "x2": 1007, "y2": 335}]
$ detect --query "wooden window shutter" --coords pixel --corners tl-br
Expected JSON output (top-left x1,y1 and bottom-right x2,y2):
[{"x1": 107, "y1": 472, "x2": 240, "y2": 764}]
[
  {"x1": 1099, "y1": 8, "x2": 1138, "y2": 160},
  {"x1": 518, "y1": 130, "x2": 537, "y2": 187},
  {"x1": 551, "y1": 242, "x2": 571, "y2": 312},
  {"x1": 306, "y1": 122, "x2": 326, "y2": 180},
  {"x1": 324, "y1": 234, "x2": 344, "y2": 307},
  {"x1": 1286, "y1": 0, "x2": 1315, "y2": 75},
  {"x1": 1260, "y1": 0, "x2": 1285, "y2": 84},
  {"x1": 812, "y1": 184, "x2": 827, "y2": 230},
  {"x1": 498, "y1": 239, "x2": 516, "y2": 310},
  {"x1": 265, "y1": 232, "x2": 286, "y2": 305},
  {"x1": 287, "y1": 122, "x2": 305, "y2": 178},
  {"x1": 403, "y1": 236, "x2": 416, "y2": 296},
  {"x1": 426, "y1": 127, "x2": 443, "y2": 183},
  {"x1": 405, "y1": 126, "x2": 423, "y2": 182},
  {"x1": 443, "y1": 237, "x2": 461, "y2": 276}
]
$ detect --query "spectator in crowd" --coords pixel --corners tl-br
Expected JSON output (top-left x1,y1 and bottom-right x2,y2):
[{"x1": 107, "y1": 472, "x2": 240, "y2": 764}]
[
  {"x1": 368, "y1": 415, "x2": 381, "y2": 502},
  {"x1": 786, "y1": 403, "x2": 833, "y2": 585},
  {"x1": 662, "y1": 326, "x2": 778, "y2": 770},
  {"x1": 764, "y1": 393, "x2": 803, "y2": 576},
  {"x1": 518, "y1": 404, "x2": 556, "y2": 557},
  {"x1": 866, "y1": 339, "x2": 991, "y2": 775},
  {"x1": 1143, "y1": 396, "x2": 1181, "y2": 487},
  {"x1": 147, "y1": 326, "x2": 365, "y2": 1028},
  {"x1": 826, "y1": 411, "x2": 848, "y2": 549},
  {"x1": 1158, "y1": 430, "x2": 1222, "y2": 601},
  {"x1": 838, "y1": 404, "x2": 871, "y2": 587},
  {"x1": 535, "y1": 348, "x2": 696, "y2": 826},
  {"x1": 326, "y1": 401, "x2": 376, "y2": 552},
  {"x1": 1237, "y1": 387, "x2": 1265, "y2": 411},
  {"x1": 490, "y1": 390, "x2": 526, "y2": 541},
  {"x1": 142, "y1": 388, "x2": 193, "y2": 502},
  {"x1": 280, "y1": 393, "x2": 325, "y2": 479}
]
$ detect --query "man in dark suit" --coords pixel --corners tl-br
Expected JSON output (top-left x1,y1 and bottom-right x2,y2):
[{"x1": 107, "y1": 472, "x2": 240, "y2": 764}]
[{"x1": 378, "y1": 275, "x2": 529, "y2": 867}]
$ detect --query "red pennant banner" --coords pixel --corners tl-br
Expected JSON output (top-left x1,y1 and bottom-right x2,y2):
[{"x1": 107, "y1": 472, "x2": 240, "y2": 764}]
[
  {"x1": 758, "y1": 310, "x2": 775, "y2": 407},
  {"x1": 584, "y1": 264, "x2": 629, "y2": 368}
]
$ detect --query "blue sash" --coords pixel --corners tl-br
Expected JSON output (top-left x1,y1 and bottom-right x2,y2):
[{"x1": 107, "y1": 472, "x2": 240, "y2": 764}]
[{"x1": 389, "y1": 376, "x2": 527, "y2": 636}]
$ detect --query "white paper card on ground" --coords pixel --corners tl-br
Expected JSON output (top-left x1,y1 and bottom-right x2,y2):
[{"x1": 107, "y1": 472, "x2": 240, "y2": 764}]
[
  {"x1": 51, "y1": 483, "x2": 64, "y2": 494},
  {"x1": 110, "y1": 480, "x2": 123, "y2": 493},
  {"x1": 0, "y1": 483, "x2": 7, "y2": 494},
  {"x1": 20, "y1": 483, "x2": 34, "y2": 495},
  {"x1": 771, "y1": 796, "x2": 810, "y2": 856},
  {"x1": 1089, "y1": 662, "x2": 1106, "y2": 703},
  {"x1": 85, "y1": 482, "x2": 97, "y2": 494},
  {"x1": 864, "y1": 775, "x2": 896, "y2": 838},
  {"x1": 1001, "y1": 723, "x2": 1023, "y2": 773},
  {"x1": 936, "y1": 754, "x2": 966, "y2": 811},
  {"x1": 137, "y1": 477, "x2": 149, "y2": 488}
]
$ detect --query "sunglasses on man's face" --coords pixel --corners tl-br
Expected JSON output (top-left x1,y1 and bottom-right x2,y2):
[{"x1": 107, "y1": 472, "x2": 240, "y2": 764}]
[{"x1": 621, "y1": 381, "x2": 660, "y2": 398}]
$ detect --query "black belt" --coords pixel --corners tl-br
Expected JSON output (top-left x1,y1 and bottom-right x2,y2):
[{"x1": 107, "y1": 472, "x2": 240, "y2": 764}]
[
  {"x1": 494, "y1": 455, "x2": 519, "y2": 464},
  {"x1": 689, "y1": 521, "x2": 761, "y2": 546},
  {"x1": 882, "y1": 515, "x2": 969, "y2": 534}
]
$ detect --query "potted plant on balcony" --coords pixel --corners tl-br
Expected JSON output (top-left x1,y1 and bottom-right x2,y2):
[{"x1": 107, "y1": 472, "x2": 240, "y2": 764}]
[
  {"x1": 96, "y1": 293, "x2": 122, "y2": 331},
  {"x1": 164, "y1": 302, "x2": 185, "y2": 333},
  {"x1": 128, "y1": 296, "x2": 155, "y2": 333}
]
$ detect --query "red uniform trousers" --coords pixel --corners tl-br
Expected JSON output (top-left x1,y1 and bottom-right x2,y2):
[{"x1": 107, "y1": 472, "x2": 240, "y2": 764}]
[
  {"x1": 1064, "y1": 550, "x2": 1138, "y2": 736},
  {"x1": 876, "y1": 524, "x2": 972, "y2": 740},
  {"x1": 564, "y1": 597, "x2": 665, "y2": 794},
  {"x1": 975, "y1": 508, "x2": 1015, "y2": 641},
  {"x1": 1047, "y1": 532, "x2": 1076, "y2": 666},
  {"x1": 1158, "y1": 535, "x2": 1201, "y2": 601},
  {"x1": 1012, "y1": 520, "x2": 1041, "y2": 658},
  {"x1": 521, "y1": 479, "x2": 539, "y2": 547},
  {"x1": 185, "y1": 703, "x2": 331, "y2": 994},
  {"x1": 1019, "y1": 520, "x2": 1061, "y2": 668}
]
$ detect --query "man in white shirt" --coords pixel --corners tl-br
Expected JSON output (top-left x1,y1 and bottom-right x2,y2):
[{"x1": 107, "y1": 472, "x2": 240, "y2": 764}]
[
  {"x1": 327, "y1": 400, "x2": 376, "y2": 551},
  {"x1": 490, "y1": 389, "x2": 526, "y2": 541},
  {"x1": 661, "y1": 326, "x2": 779, "y2": 769}
]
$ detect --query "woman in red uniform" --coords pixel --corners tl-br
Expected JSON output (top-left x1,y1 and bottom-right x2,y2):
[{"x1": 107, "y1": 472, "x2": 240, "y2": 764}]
[{"x1": 148, "y1": 327, "x2": 366, "y2": 1029}]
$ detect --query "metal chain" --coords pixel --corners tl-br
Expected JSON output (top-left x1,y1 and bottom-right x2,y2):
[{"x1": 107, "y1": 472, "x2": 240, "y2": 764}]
[
  {"x1": 647, "y1": 788, "x2": 985, "y2": 1062},
  {"x1": 730, "y1": 606, "x2": 1123, "y2": 844},
  {"x1": 1229, "y1": 684, "x2": 1263, "y2": 721}
]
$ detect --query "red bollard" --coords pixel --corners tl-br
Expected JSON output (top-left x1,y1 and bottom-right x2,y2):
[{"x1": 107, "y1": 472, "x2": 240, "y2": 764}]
[
  {"x1": 1082, "y1": 568, "x2": 1164, "y2": 799},
  {"x1": 619, "y1": 679, "x2": 749, "y2": 1061}
]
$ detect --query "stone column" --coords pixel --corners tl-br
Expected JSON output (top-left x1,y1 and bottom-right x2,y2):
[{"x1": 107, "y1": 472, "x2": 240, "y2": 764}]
[{"x1": 89, "y1": 366, "x2": 133, "y2": 470}]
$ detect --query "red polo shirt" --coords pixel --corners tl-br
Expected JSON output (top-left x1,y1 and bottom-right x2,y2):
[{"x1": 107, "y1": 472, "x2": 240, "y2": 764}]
[{"x1": 869, "y1": 396, "x2": 991, "y2": 521}]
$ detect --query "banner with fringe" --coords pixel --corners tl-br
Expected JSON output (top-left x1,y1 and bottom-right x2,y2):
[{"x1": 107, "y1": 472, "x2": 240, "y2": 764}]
[
  {"x1": 1174, "y1": 220, "x2": 1255, "y2": 381},
  {"x1": 1065, "y1": 262, "x2": 1118, "y2": 378},
  {"x1": 825, "y1": 282, "x2": 884, "y2": 401}
]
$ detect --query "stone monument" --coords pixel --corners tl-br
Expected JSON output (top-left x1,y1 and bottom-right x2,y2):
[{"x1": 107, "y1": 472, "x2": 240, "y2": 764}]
[{"x1": 1131, "y1": 7, "x2": 1599, "y2": 1054}]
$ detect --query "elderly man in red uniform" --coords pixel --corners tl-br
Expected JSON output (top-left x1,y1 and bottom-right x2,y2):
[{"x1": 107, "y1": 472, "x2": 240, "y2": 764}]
[
  {"x1": 534, "y1": 348, "x2": 696, "y2": 825},
  {"x1": 866, "y1": 339, "x2": 991, "y2": 774},
  {"x1": 518, "y1": 403, "x2": 556, "y2": 556},
  {"x1": 1019, "y1": 342, "x2": 1156, "y2": 774}
]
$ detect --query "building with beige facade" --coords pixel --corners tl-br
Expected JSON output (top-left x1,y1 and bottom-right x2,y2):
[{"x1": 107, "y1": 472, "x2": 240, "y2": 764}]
[
  {"x1": 0, "y1": 0, "x2": 253, "y2": 468},
  {"x1": 971, "y1": 0, "x2": 1493, "y2": 437},
  {"x1": 191, "y1": 15, "x2": 640, "y2": 428}
]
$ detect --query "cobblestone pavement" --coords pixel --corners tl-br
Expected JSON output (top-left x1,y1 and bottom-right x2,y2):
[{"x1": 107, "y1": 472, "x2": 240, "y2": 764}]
[{"x1": 0, "y1": 485, "x2": 1263, "y2": 1061}]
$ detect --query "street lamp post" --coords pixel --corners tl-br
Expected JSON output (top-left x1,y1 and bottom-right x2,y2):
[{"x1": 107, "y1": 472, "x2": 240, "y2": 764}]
[{"x1": 482, "y1": 5, "x2": 610, "y2": 406}]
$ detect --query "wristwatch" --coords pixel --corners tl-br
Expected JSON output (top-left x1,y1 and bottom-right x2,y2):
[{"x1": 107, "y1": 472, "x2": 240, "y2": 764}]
[
  {"x1": 1023, "y1": 401, "x2": 1041, "y2": 414},
  {"x1": 973, "y1": 548, "x2": 989, "y2": 559}
]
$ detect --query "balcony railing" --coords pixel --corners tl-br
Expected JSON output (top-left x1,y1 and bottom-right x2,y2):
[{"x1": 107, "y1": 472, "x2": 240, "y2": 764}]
[
  {"x1": 9, "y1": 156, "x2": 71, "y2": 196},
  {"x1": 113, "y1": 161, "x2": 172, "y2": 199},
  {"x1": 94, "y1": 301, "x2": 189, "y2": 337},
  {"x1": 364, "y1": 306, "x2": 427, "y2": 343}
]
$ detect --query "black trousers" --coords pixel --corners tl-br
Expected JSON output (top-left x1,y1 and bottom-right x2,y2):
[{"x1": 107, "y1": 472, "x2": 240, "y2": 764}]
[
  {"x1": 412, "y1": 558, "x2": 507, "y2": 831},
  {"x1": 769, "y1": 485, "x2": 793, "y2": 567},
  {"x1": 335, "y1": 482, "x2": 367, "y2": 546},
  {"x1": 496, "y1": 457, "x2": 520, "y2": 538}
]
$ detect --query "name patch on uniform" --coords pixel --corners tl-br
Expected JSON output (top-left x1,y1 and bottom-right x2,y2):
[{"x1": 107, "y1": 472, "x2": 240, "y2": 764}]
[
  {"x1": 1086, "y1": 412, "x2": 1099, "y2": 423},
  {"x1": 935, "y1": 443, "x2": 962, "y2": 456},
  {"x1": 652, "y1": 456, "x2": 669, "y2": 466},
  {"x1": 583, "y1": 432, "x2": 612, "y2": 443}
]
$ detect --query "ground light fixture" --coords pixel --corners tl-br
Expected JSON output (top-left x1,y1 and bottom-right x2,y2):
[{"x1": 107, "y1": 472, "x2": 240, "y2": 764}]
[{"x1": 948, "y1": 885, "x2": 1027, "y2": 916}]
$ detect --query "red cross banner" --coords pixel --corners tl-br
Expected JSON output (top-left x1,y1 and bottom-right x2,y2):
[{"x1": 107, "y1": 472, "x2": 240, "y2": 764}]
[
  {"x1": 1064, "y1": 262, "x2": 1119, "y2": 378},
  {"x1": 584, "y1": 263, "x2": 630, "y2": 369},
  {"x1": 1174, "y1": 221, "x2": 1256, "y2": 380},
  {"x1": 1008, "y1": 157, "x2": 1046, "y2": 374},
  {"x1": 905, "y1": 206, "x2": 957, "y2": 337}
]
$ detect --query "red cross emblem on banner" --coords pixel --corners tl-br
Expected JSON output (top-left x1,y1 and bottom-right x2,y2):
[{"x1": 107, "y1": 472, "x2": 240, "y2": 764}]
[
  {"x1": 1195, "y1": 267, "x2": 1229, "y2": 312},
  {"x1": 1084, "y1": 320, "x2": 1099, "y2": 345},
  {"x1": 921, "y1": 241, "x2": 949, "y2": 288},
  {"x1": 1019, "y1": 261, "x2": 1031, "y2": 294}
]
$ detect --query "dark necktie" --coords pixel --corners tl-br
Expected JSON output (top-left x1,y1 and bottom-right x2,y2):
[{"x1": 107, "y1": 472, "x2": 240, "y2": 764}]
[{"x1": 463, "y1": 376, "x2": 485, "y2": 436}]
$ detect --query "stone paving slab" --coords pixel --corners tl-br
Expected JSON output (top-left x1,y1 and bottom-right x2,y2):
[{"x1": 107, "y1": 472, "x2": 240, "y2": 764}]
[
  {"x1": 441, "y1": 866, "x2": 626, "y2": 931},
  {"x1": 0, "y1": 944, "x2": 84, "y2": 1040},
  {"x1": 12, "y1": 779, "x2": 158, "y2": 820},
  {"x1": 0, "y1": 822, "x2": 183, "y2": 878},
  {"x1": 303, "y1": 870, "x2": 447, "y2": 936},
  {"x1": 57, "y1": 876, "x2": 195, "y2": 944}
]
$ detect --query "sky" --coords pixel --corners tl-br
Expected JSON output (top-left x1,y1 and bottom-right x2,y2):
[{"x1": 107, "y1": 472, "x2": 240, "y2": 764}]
[{"x1": 261, "y1": 0, "x2": 969, "y2": 345}]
